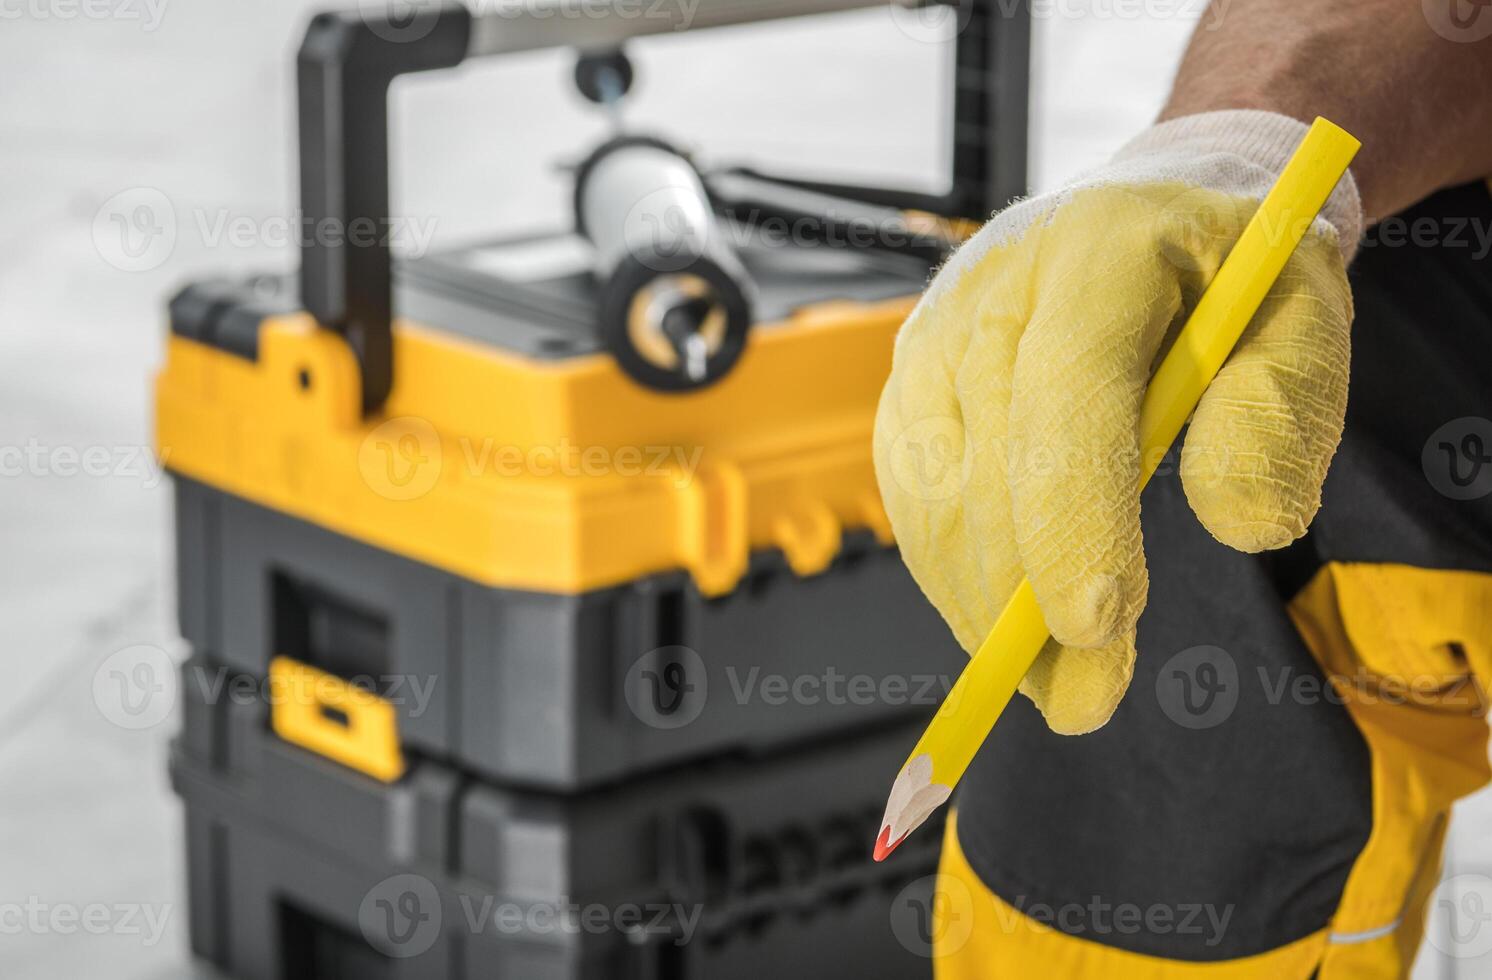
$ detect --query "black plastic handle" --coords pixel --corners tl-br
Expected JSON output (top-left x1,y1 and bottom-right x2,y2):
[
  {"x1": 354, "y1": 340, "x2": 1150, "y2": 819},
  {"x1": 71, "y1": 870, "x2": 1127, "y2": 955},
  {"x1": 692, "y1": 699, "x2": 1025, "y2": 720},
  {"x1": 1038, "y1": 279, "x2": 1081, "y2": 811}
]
[
  {"x1": 298, "y1": 3, "x2": 472, "y2": 414},
  {"x1": 949, "y1": 0, "x2": 1030, "y2": 220},
  {"x1": 725, "y1": 0, "x2": 1030, "y2": 221}
]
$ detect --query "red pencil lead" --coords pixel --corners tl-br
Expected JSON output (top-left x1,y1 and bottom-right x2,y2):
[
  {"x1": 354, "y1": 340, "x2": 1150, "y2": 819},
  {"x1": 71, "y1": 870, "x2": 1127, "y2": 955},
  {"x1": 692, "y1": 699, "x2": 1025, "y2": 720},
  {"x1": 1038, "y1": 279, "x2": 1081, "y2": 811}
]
[{"x1": 872, "y1": 824, "x2": 903, "y2": 863}]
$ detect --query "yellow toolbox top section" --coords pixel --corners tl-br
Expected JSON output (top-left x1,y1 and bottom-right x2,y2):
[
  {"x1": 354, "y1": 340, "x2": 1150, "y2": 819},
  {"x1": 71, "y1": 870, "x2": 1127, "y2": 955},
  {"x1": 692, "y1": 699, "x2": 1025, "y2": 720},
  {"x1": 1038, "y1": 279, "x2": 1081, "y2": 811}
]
[{"x1": 155, "y1": 298, "x2": 912, "y2": 596}]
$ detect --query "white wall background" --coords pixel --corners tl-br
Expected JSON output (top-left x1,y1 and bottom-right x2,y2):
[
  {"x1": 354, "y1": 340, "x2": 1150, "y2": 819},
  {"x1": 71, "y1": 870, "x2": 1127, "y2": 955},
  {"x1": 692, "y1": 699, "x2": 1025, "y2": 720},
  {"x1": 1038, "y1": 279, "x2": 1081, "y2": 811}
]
[{"x1": 0, "y1": 1, "x2": 1487, "y2": 976}]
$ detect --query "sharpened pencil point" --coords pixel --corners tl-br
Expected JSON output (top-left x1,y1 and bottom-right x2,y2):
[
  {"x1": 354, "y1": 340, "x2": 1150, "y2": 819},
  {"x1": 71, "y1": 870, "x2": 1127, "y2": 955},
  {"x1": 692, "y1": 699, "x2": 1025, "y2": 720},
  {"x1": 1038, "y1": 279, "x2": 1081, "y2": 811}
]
[
  {"x1": 875, "y1": 754, "x2": 952, "y2": 862},
  {"x1": 872, "y1": 823, "x2": 903, "y2": 862}
]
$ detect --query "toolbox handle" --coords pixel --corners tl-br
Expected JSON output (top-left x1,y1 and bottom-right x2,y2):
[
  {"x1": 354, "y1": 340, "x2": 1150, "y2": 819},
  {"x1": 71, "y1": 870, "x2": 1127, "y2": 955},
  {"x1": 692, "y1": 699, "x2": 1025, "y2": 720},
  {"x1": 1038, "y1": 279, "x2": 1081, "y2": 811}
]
[
  {"x1": 297, "y1": 4, "x2": 471, "y2": 416},
  {"x1": 297, "y1": 0, "x2": 1028, "y2": 414}
]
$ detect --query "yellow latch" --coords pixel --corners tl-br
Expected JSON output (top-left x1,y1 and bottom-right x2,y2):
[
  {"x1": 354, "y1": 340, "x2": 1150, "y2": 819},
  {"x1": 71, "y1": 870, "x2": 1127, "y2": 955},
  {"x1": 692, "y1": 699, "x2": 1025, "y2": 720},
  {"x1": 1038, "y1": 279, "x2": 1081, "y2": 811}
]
[{"x1": 269, "y1": 656, "x2": 406, "y2": 783}]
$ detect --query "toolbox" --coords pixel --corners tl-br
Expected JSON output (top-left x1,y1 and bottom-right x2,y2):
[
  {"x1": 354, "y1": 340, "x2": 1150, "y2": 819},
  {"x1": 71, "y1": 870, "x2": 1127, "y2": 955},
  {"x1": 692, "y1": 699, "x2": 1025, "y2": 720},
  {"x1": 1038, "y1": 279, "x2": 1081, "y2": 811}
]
[
  {"x1": 157, "y1": 0, "x2": 1028, "y2": 789},
  {"x1": 172, "y1": 657, "x2": 947, "y2": 980},
  {"x1": 157, "y1": 0, "x2": 1029, "y2": 975},
  {"x1": 174, "y1": 470, "x2": 963, "y2": 788}
]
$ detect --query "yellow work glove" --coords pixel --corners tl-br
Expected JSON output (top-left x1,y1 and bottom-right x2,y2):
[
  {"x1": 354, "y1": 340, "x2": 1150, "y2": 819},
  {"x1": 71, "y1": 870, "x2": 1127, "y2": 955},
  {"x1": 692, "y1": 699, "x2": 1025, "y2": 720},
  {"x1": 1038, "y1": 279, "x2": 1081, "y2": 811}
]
[{"x1": 874, "y1": 111, "x2": 1363, "y2": 734}]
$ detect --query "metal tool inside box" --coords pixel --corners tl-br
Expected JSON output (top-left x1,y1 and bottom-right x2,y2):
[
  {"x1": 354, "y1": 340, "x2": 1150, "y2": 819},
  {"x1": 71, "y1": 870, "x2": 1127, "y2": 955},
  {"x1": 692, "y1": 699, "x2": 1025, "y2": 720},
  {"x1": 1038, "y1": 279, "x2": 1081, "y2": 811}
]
[
  {"x1": 397, "y1": 225, "x2": 932, "y2": 369},
  {"x1": 155, "y1": 0, "x2": 1030, "y2": 975}
]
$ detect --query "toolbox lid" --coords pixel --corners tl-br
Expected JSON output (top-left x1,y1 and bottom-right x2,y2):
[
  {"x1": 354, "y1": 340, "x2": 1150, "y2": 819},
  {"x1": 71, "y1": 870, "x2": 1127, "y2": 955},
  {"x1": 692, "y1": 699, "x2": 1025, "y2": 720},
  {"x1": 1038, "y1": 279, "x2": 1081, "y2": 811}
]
[
  {"x1": 396, "y1": 226, "x2": 932, "y2": 360},
  {"x1": 157, "y1": 231, "x2": 925, "y2": 597},
  {"x1": 175, "y1": 228, "x2": 931, "y2": 364}
]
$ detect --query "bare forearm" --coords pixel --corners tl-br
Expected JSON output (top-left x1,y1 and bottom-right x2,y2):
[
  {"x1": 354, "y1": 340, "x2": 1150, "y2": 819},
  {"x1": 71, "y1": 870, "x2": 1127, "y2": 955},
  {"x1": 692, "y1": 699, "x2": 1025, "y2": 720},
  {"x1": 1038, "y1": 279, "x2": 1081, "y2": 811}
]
[{"x1": 1161, "y1": 0, "x2": 1492, "y2": 220}]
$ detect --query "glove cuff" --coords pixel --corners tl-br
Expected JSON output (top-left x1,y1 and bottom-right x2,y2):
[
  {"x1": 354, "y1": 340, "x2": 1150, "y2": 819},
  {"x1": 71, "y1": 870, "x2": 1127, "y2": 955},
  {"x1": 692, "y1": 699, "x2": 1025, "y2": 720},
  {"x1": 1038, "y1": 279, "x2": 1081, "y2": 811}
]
[{"x1": 1113, "y1": 110, "x2": 1364, "y2": 263}]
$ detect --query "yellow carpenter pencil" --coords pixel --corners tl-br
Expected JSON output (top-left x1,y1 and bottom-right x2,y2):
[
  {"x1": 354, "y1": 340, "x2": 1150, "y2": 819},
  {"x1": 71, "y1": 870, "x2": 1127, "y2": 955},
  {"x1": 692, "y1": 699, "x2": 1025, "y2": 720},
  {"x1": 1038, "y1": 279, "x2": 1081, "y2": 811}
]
[{"x1": 873, "y1": 117, "x2": 1362, "y2": 862}]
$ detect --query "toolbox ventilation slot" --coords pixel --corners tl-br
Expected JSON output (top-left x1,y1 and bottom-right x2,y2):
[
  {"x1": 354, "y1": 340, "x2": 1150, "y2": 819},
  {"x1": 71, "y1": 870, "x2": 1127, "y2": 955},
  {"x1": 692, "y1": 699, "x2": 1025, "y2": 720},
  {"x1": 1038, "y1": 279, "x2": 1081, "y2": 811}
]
[
  {"x1": 656, "y1": 940, "x2": 687, "y2": 980},
  {"x1": 271, "y1": 571, "x2": 392, "y2": 683},
  {"x1": 655, "y1": 586, "x2": 686, "y2": 649},
  {"x1": 278, "y1": 900, "x2": 393, "y2": 980}
]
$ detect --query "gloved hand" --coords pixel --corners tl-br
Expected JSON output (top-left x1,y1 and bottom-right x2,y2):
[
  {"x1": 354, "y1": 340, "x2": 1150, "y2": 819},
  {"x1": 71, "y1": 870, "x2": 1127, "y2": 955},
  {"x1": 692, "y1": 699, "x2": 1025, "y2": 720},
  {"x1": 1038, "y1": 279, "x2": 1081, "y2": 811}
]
[{"x1": 874, "y1": 110, "x2": 1363, "y2": 734}]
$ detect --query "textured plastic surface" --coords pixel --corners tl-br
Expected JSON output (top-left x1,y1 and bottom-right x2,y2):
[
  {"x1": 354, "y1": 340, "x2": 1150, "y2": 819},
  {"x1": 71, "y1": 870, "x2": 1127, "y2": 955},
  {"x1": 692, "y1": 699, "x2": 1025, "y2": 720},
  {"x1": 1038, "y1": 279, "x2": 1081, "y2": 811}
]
[
  {"x1": 176, "y1": 477, "x2": 964, "y2": 790},
  {"x1": 172, "y1": 658, "x2": 945, "y2": 980}
]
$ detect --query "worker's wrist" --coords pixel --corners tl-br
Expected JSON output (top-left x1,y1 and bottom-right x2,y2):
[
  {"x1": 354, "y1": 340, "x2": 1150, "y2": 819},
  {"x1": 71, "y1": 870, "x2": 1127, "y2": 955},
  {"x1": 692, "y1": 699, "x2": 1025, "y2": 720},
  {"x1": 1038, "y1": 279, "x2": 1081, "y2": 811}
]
[{"x1": 1114, "y1": 110, "x2": 1364, "y2": 262}]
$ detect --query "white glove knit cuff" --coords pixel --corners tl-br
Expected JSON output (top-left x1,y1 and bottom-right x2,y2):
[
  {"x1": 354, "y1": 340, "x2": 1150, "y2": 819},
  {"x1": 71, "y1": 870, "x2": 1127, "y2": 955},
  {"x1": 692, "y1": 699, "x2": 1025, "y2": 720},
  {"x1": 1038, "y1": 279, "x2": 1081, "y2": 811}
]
[
  {"x1": 923, "y1": 111, "x2": 1364, "y2": 312},
  {"x1": 1114, "y1": 110, "x2": 1364, "y2": 263}
]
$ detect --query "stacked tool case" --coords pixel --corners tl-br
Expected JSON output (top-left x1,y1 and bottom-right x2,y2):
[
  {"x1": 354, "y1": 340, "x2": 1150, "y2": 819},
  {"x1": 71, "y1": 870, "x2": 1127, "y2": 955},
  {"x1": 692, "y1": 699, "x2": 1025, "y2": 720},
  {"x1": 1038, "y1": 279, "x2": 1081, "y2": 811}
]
[
  {"x1": 156, "y1": 2, "x2": 1029, "y2": 977},
  {"x1": 173, "y1": 657, "x2": 947, "y2": 979}
]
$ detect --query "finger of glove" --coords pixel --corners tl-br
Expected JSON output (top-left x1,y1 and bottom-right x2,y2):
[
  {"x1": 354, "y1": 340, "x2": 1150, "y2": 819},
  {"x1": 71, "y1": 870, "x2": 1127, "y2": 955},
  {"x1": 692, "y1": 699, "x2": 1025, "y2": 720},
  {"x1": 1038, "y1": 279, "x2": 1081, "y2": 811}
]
[
  {"x1": 1007, "y1": 191, "x2": 1183, "y2": 648},
  {"x1": 874, "y1": 245, "x2": 1030, "y2": 653},
  {"x1": 1018, "y1": 629, "x2": 1138, "y2": 735},
  {"x1": 1181, "y1": 237, "x2": 1352, "y2": 553}
]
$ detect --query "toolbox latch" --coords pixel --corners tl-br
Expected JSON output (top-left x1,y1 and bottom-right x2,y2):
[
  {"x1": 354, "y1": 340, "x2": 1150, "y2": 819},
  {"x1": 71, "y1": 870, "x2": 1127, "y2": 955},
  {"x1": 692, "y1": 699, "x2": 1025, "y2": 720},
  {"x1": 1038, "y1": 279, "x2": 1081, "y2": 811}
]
[{"x1": 269, "y1": 656, "x2": 406, "y2": 783}]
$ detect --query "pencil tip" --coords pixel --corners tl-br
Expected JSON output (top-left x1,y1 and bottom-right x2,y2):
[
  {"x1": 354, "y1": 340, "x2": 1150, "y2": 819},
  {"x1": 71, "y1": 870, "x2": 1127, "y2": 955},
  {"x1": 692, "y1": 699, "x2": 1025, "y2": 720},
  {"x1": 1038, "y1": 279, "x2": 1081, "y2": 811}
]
[
  {"x1": 874, "y1": 754, "x2": 953, "y2": 862},
  {"x1": 872, "y1": 823, "x2": 903, "y2": 862}
]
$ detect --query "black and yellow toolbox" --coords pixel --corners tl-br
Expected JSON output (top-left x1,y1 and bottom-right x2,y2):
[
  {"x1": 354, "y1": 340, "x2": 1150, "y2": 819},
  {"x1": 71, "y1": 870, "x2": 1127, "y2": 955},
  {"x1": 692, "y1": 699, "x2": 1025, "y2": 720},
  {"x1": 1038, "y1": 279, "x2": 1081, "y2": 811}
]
[
  {"x1": 172, "y1": 655, "x2": 948, "y2": 978},
  {"x1": 155, "y1": 0, "x2": 1030, "y2": 975}
]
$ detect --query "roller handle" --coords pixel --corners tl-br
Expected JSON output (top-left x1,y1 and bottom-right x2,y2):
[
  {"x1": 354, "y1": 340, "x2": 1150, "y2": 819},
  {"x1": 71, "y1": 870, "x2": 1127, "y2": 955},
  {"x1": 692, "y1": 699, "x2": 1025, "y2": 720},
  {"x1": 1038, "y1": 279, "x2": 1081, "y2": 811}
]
[{"x1": 297, "y1": 4, "x2": 471, "y2": 416}]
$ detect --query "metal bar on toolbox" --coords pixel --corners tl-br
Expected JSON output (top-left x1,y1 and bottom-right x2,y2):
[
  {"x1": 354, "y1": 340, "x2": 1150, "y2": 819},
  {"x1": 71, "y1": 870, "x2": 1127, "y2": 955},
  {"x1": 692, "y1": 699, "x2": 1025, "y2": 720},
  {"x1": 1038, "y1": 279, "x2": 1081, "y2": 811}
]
[{"x1": 465, "y1": 0, "x2": 924, "y2": 57}]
